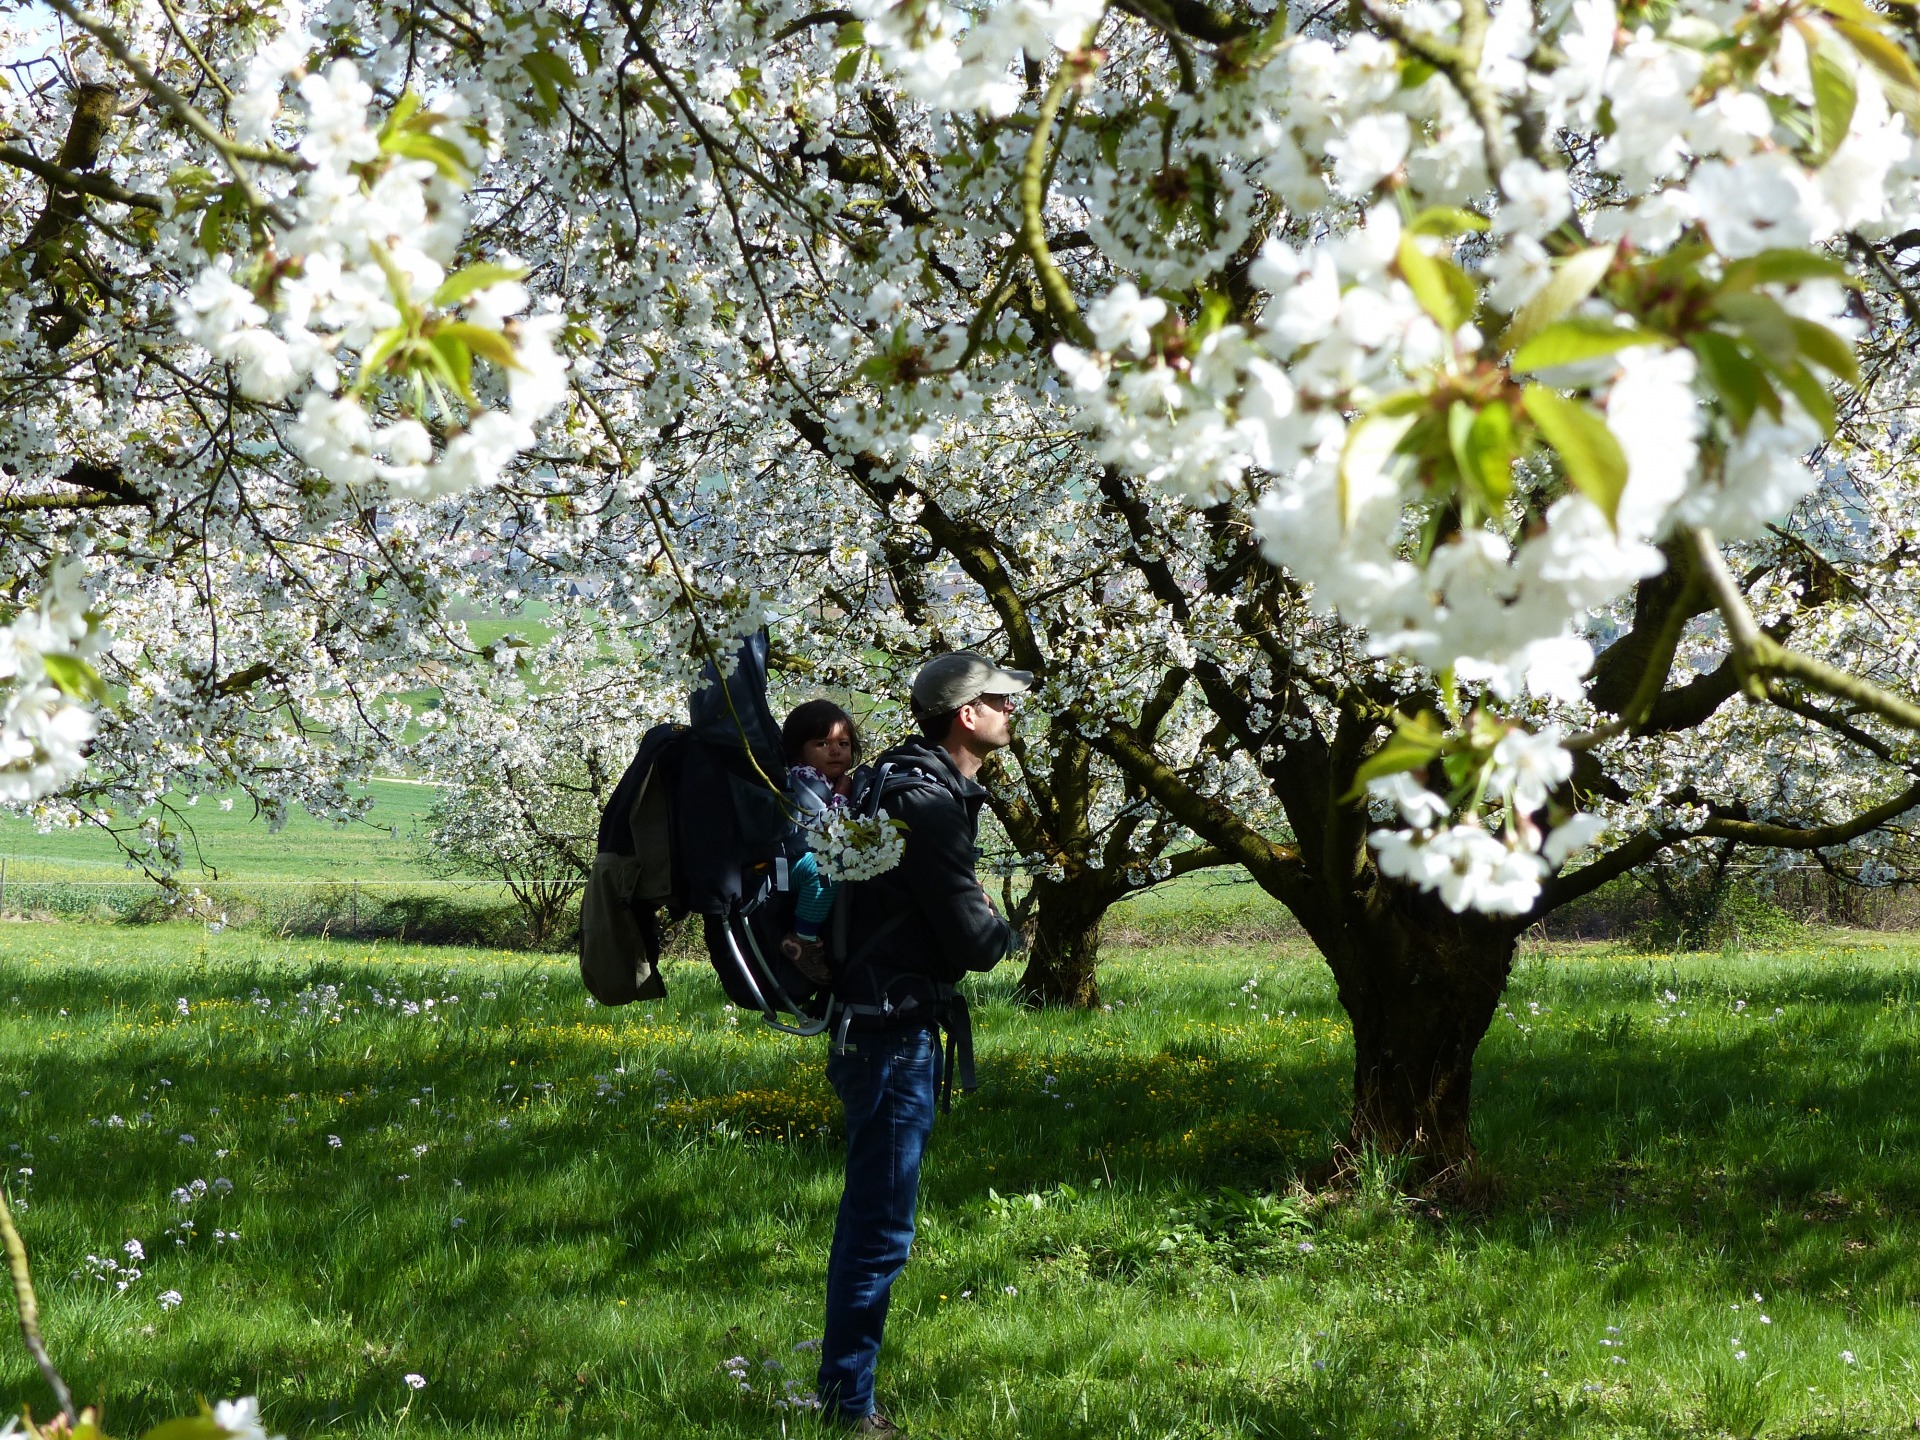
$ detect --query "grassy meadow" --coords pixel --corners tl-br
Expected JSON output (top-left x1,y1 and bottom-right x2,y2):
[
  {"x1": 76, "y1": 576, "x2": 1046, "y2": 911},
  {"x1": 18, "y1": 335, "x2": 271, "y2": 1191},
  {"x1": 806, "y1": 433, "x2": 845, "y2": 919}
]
[
  {"x1": 0, "y1": 780, "x2": 439, "y2": 884},
  {"x1": 0, "y1": 921, "x2": 1916, "y2": 1438}
]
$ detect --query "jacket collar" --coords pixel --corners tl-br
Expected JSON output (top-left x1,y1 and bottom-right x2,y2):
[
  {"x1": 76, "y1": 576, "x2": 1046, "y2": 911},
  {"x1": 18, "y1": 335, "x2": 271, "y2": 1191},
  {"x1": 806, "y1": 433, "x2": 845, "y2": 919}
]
[{"x1": 885, "y1": 736, "x2": 988, "y2": 804}]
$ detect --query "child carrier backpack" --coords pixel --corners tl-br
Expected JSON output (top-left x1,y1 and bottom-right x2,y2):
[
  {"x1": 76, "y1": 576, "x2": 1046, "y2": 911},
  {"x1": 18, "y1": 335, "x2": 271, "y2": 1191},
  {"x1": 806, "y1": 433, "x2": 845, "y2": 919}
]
[
  {"x1": 580, "y1": 630, "x2": 836, "y2": 1032},
  {"x1": 577, "y1": 631, "x2": 977, "y2": 1103}
]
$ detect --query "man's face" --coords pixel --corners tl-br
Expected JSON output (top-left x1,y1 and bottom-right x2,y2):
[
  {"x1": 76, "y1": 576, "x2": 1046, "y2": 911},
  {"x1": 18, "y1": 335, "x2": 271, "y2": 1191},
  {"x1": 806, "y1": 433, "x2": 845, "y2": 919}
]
[{"x1": 960, "y1": 691, "x2": 1017, "y2": 750}]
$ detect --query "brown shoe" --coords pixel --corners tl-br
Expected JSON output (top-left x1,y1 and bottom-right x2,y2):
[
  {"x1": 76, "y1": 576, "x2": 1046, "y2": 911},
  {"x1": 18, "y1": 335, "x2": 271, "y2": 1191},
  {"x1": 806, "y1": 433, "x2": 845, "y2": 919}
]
[
  {"x1": 780, "y1": 932, "x2": 832, "y2": 985},
  {"x1": 839, "y1": 1411, "x2": 901, "y2": 1434}
]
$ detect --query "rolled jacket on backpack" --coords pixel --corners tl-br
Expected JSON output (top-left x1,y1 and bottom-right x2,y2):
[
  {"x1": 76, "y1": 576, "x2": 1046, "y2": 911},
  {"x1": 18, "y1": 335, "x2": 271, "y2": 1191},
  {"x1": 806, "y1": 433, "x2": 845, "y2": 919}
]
[{"x1": 839, "y1": 737, "x2": 1014, "y2": 992}]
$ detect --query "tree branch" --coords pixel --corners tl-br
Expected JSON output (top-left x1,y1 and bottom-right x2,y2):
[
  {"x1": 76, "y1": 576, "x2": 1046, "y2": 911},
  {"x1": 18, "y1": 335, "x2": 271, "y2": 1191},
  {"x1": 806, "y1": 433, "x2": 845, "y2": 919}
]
[
  {"x1": 41, "y1": 0, "x2": 297, "y2": 219},
  {"x1": 1018, "y1": 56, "x2": 1094, "y2": 349},
  {"x1": 0, "y1": 144, "x2": 161, "y2": 210},
  {"x1": 1691, "y1": 525, "x2": 1920, "y2": 731},
  {"x1": 1090, "y1": 721, "x2": 1306, "y2": 902}
]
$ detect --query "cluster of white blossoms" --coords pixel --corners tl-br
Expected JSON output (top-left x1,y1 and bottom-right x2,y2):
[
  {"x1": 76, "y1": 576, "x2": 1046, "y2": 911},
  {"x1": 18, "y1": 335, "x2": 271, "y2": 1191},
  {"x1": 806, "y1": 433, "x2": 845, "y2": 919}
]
[
  {"x1": 1368, "y1": 729, "x2": 1607, "y2": 915},
  {"x1": 1035, "y1": 0, "x2": 1920, "y2": 914},
  {"x1": 805, "y1": 807, "x2": 908, "y2": 884},
  {"x1": 0, "y1": 561, "x2": 105, "y2": 806},
  {"x1": 211, "y1": 1396, "x2": 286, "y2": 1440},
  {"x1": 850, "y1": 0, "x2": 1104, "y2": 115},
  {"x1": 173, "y1": 48, "x2": 569, "y2": 500}
]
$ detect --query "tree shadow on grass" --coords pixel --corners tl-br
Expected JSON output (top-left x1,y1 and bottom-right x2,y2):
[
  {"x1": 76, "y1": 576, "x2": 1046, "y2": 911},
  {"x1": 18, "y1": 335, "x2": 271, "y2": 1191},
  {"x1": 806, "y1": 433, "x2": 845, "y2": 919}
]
[{"x1": 7, "y1": 945, "x2": 1920, "y2": 1436}]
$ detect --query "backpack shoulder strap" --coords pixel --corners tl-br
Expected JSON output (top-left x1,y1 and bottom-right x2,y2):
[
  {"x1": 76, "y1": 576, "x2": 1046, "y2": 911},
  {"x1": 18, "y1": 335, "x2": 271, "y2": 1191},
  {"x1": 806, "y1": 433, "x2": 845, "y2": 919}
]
[{"x1": 861, "y1": 762, "x2": 894, "y2": 819}]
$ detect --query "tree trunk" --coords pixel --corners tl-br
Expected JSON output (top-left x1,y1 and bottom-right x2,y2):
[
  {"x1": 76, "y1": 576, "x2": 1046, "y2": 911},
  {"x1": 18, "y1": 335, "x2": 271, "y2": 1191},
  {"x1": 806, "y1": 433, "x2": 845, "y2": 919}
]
[
  {"x1": 1315, "y1": 890, "x2": 1520, "y2": 1177},
  {"x1": 1016, "y1": 877, "x2": 1105, "y2": 1007}
]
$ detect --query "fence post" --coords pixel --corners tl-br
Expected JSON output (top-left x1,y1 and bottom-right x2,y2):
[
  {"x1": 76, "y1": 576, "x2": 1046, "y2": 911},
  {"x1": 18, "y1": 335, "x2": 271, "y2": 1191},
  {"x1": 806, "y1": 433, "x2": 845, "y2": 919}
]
[
  {"x1": 351, "y1": 880, "x2": 359, "y2": 933},
  {"x1": 2, "y1": 857, "x2": 7, "y2": 913}
]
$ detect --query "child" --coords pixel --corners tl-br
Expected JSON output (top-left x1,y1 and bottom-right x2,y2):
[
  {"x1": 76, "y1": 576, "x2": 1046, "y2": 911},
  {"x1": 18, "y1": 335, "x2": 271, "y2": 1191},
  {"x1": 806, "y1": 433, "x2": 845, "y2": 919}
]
[{"x1": 780, "y1": 699, "x2": 859, "y2": 983}]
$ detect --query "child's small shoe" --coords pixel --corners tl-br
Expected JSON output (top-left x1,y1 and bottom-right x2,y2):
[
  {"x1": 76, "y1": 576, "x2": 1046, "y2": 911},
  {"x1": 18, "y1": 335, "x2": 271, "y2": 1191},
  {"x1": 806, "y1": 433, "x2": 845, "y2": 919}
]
[{"x1": 780, "y1": 932, "x2": 831, "y2": 985}]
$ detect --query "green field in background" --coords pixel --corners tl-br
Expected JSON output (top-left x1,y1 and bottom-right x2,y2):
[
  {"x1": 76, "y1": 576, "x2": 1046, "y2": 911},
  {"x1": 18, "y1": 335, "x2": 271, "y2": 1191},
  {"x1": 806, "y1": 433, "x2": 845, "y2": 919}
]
[{"x1": 0, "y1": 779, "x2": 441, "y2": 883}]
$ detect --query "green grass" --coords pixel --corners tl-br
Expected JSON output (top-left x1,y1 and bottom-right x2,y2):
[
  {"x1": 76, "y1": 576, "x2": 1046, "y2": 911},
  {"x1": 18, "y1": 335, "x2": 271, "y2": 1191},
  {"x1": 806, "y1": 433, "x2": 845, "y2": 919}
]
[
  {"x1": 1104, "y1": 869, "x2": 1298, "y2": 939},
  {"x1": 0, "y1": 780, "x2": 440, "y2": 884},
  {"x1": 2, "y1": 925, "x2": 1917, "y2": 1438}
]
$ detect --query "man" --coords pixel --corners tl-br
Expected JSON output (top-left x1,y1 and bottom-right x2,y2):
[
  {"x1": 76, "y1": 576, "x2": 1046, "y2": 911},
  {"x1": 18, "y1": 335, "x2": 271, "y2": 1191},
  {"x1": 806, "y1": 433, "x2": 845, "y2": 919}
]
[{"x1": 814, "y1": 651, "x2": 1029, "y2": 1432}]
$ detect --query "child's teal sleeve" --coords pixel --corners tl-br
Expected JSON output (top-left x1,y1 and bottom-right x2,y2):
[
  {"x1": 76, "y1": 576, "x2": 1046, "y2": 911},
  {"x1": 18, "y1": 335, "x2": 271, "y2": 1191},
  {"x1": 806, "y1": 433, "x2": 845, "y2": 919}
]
[{"x1": 791, "y1": 849, "x2": 839, "y2": 939}]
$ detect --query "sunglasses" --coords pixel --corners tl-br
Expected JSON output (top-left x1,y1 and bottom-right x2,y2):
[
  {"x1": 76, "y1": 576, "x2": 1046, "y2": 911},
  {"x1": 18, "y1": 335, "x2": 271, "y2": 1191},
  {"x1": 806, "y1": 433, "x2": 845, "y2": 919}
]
[{"x1": 970, "y1": 692, "x2": 1017, "y2": 713}]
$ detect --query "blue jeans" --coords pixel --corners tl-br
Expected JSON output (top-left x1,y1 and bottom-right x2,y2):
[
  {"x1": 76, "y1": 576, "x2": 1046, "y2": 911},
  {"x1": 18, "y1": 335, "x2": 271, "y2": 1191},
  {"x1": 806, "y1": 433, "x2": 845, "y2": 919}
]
[{"x1": 816, "y1": 1023, "x2": 939, "y2": 1419}]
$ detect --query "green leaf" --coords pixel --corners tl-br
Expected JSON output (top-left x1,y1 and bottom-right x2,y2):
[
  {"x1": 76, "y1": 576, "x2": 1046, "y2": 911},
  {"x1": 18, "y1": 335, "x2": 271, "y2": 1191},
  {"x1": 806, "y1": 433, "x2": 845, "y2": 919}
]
[
  {"x1": 1833, "y1": 18, "x2": 1920, "y2": 115},
  {"x1": 196, "y1": 201, "x2": 227, "y2": 258},
  {"x1": 358, "y1": 322, "x2": 411, "y2": 379},
  {"x1": 833, "y1": 47, "x2": 863, "y2": 82},
  {"x1": 1447, "y1": 399, "x2": 1475, "y2": 485},
  {"x1": 40, "y1": 652, "x2": 105, "y2": 703},
  {"x1": 1191, "y1": 288, "x2": 1234, "y2": 340},
  {"x1": 1511, "y1": 316, "x2": 1665, "y2": 371},
  {"x1": 436, "y1": 321, "x2": 520, "y2": 370},
  {"x1": 1371, "y1": 389, "x2": 1431, "y2": 417},
  {"x1": 428, "y1": 329, "x2": 476, "y2": 401},
  {"x1": 1810, "y1": 41, "x2": 1859, "y2": 163},
  {"x1": 1775, "y1": 359, "x2": 1839, "y2": 435},
  {"x1": 166, "y1": 165, "x2": 219, "y2": 202},
  {"x1": 431, "y1": 261, "x2": 531, "y2": 308},
  {"x1": 1462, "y1": 400, "x2": 1516, "y2": 508},
  {"x1": 378, "y1": 88, "x2": 423, "y2": 142},
  {"x1": 1688, "y1": 330, "x2": 1779, "y2": 432},
  {"x1": 1399, "y1": 55, "x2": 1437, "y2": 88},
  {"x1": 1788, "y1": 316, "x2": 1861, "y2": 384},
  {"x1": 834, "y1": 19, "x2": 865, "y2": 46},
  {"x1": 1408, "y1": 206, "x2": 1490, "y2": 237},
  {"x1": 526, "y1": 48, "x2": 576, "y2": 94},
  {"x1": 1719, "y1": 248, "x2": 1860, "y2": 292},
  {"x1": 1335, "y1": 410, "x2": 1416, "y2": 533},
  {"x1": 1521, "y1": 385, "x2": 1629, "y2": 527},
  {"x1": 383, "y1": 131, "x2": 472, "y2": 183},
  {"x1": 1345, "y1": 711, "x2": 1451, "y2": 799},
  {"x1": 1808, "y1": 0, "x2": 1880, "y2": 26},
  {"x1": 1713, "y1": 291, "x2": 1798, "y2": 364},
  {"x1": 1498, "y1": 243, "x2": 1617, "y2": 351},
  {"x1": 140, "y1": 1417, "x2": 224, "y2": 1440},
  {"x1": 1395, "y1": 233, "x2": 1477, "y2": 334}
]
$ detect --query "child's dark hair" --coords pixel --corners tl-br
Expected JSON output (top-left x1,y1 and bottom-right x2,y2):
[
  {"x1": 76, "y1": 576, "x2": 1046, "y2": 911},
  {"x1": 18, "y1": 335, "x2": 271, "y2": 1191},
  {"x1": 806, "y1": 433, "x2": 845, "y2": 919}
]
[{"x1": 782, "y1": 699, "x2": 861, "y2": 766}]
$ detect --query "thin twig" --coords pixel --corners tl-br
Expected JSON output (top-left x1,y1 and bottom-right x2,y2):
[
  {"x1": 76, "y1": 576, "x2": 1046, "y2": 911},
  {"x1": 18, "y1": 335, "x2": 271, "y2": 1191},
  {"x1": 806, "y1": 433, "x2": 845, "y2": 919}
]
[
  {"x1": 0, "y1": 1191, "x2": 76, "y2": 1425},
  {"x1": 154, "y1": 0, "x2": 234, "y2": 102}
]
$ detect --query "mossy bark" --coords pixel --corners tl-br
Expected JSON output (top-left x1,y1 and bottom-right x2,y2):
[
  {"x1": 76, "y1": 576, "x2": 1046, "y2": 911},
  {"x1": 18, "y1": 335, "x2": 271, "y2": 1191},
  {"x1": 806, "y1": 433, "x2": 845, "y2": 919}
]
[{"x1": 1016, "y1": 878, "x2": 1104, "y2": 1007}]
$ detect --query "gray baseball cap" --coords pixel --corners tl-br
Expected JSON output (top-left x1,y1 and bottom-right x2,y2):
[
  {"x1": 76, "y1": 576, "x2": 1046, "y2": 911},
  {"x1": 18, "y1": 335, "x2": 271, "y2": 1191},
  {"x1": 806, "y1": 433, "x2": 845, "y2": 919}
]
[{"x1": 910, "y1": 650, "x2": 1034, "y2": 716}]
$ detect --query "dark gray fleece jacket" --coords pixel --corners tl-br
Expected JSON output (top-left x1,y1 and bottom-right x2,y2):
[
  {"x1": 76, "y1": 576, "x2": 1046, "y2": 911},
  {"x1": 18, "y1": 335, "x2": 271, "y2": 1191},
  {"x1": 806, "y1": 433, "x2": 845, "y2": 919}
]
[{"x1": 839, "y1": 737, "x2": 1014, "y2": 992}]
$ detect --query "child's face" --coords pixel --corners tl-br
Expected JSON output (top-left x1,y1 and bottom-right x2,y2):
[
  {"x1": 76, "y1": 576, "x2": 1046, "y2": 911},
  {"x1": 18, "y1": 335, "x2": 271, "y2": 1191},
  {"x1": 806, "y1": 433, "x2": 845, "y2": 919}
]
[{"x1": 801, "y1": 722, "x2": 853, "y2": 781}]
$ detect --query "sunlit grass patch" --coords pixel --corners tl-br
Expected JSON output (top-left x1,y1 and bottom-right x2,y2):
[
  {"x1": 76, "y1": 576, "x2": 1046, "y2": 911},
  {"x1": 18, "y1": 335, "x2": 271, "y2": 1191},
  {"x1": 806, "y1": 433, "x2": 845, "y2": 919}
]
[{"x1": 0, "y1": 924, "x2": 1915, "y2": 1437}]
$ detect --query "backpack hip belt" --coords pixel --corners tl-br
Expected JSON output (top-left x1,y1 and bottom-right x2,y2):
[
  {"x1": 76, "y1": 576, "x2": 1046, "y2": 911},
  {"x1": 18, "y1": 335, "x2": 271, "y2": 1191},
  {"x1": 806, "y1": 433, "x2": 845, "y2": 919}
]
[{"x1": 826, "y1": 985, "x2": 976, "y2": 1114}]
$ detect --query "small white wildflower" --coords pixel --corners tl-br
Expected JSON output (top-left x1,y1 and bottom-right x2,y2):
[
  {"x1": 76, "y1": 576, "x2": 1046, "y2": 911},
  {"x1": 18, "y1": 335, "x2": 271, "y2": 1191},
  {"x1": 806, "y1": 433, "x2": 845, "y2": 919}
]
[{"x1": 403, "y1": 1374, "x2": 427, "y2": 1390}]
